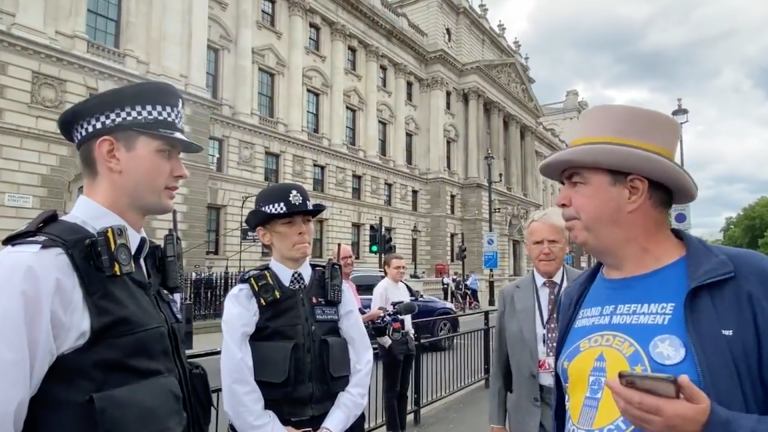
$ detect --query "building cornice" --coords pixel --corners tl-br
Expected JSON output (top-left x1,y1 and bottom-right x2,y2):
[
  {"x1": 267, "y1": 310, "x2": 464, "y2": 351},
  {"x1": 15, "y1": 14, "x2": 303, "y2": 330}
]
[{"x1": 326, "y1": 0, "x2": 429, "y2": 60}]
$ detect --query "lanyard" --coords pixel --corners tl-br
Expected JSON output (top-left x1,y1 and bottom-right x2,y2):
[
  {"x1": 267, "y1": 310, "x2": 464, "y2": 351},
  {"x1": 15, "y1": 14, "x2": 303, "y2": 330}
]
[{"x1": 532, "y1": 270, "x2": 565, "y2": 348}]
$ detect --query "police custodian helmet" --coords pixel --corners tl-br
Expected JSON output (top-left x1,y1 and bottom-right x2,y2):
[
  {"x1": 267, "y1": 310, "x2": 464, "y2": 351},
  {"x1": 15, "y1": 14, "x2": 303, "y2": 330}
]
[
  {"x1": 57, "y1": 81, "x2": 203, "y2": 154},
  {"x1": 245, "y1": 183, "x2": 326, "y2": 230}
]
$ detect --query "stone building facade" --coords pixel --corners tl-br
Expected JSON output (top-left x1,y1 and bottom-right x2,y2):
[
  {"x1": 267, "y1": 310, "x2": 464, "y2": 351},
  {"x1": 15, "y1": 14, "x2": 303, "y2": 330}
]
[{"x1": 0, "y1": 0, "x2": 584, "y2": 275}]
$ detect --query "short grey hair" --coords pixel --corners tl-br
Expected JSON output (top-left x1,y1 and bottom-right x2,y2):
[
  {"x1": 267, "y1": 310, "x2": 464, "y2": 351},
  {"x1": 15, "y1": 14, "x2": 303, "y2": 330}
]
[{"x1": 524, "y1": 207, "x2": 568, "y2": 241}]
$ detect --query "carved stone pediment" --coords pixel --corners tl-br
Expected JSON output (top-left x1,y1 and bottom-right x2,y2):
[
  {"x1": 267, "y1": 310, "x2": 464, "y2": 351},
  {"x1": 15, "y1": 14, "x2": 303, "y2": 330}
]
[
  {"x1": 405, "y1": 115, "x2": 420, "y2": 134},
  {"x1": 344, "y1": 86, "x2": 365, "y2": 108},
  {"x1": 253, "y1": 44, "x2": 287, "y2": 73},
  {"x1": 478, "y1": 60, "x2": 535, "y2": 104}
]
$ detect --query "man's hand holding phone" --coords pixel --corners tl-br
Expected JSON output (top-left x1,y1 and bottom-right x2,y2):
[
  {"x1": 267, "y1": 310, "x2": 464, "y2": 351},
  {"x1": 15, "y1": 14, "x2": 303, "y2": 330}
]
[{"x1": 607, "y1": 372, "x2": 711, "y2": 432}]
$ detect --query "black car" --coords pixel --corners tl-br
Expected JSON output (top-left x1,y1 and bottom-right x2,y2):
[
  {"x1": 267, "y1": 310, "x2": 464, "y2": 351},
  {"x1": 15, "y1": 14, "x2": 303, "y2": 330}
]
[{"x1": 350, "y1": 272, "x2": 459, "y2": 351}]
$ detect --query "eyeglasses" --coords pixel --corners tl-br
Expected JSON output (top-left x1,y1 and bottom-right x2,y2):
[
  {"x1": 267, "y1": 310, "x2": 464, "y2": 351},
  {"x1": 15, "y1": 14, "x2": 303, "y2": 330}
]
[{"x1": 528, "y1": 241, "x2": 565, "y2": 251}]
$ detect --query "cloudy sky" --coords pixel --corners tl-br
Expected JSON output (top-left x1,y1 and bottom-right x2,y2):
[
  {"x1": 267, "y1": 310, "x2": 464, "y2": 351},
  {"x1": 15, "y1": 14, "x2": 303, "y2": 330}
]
[{"x1": 483, "y1": 0, "x2": 768, "y2": 238}]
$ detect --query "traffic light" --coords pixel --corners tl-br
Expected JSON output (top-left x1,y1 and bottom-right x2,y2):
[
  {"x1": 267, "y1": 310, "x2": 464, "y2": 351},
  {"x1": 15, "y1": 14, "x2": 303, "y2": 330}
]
[
  {"x1": 369, "y1": 224, "x2": 380, "y2": 254},
  {"x1": 382, "y1": 232, "x2": 395, "y2": 255},
  {"x1": 456, "y1": 244, "x2": 467, "y2": 261}
]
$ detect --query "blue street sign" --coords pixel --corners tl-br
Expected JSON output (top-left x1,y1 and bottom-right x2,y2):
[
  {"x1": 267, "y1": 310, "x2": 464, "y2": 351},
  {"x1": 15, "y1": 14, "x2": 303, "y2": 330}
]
[
  {"x1": 564, "y1": 254, "x2": 574, "y2": 266},
  {"x1": 483, "y1": 251, "x2": 499, "y2": 270}
]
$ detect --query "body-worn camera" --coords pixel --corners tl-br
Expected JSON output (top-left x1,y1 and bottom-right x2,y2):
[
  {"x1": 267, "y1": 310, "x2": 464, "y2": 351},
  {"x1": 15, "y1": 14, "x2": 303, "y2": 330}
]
[
  {"x1": 88, "y1": 225, "x2": 134, "y2": 276},
  {"x1": 325, "y1": 260, "x2": 343, "y2": 304},
  {"x1": 248, "y1": 270, "x2": 282, "y2": 306}
]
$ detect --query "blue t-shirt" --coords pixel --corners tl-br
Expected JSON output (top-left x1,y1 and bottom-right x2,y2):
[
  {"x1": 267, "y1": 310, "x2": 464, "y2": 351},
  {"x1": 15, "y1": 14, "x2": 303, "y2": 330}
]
[{"x1": 557, "y1": 256, "x2": 701, "y2": 432}]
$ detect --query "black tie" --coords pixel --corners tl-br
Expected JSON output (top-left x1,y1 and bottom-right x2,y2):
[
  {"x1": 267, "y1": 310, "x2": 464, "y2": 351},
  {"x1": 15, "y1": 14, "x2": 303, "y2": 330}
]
[
  {"x1": 289, "y1": 270, "x2": 306, "y2": 290},
  {"x1": 133, "y1": 237, "x2": 148, "y2": 283}
]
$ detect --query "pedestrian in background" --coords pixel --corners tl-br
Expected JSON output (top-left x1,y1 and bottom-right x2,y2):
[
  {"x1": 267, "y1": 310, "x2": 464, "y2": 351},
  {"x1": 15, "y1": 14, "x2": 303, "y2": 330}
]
[
  {"x1": 221, "y1": 183, "x2": 373, "y2": 432},
  {"x1": 489, "y1": 207, "x2": 581, "y2": 432},
  {"x1": 372, "y1": 254, "x2": 416, "y2": 432},
  {"x1": 334, "y1": 244, "x2": 382, "y2": 432},
  {"x1": 441, "y1": 273, "x2": 451, "y2": 301},
  {"x1": 0, "y1": 82, "x2": 209, "y2": 432},
  {"x1": 540, "y1": 104, "x2": 768, "y2": 432}
]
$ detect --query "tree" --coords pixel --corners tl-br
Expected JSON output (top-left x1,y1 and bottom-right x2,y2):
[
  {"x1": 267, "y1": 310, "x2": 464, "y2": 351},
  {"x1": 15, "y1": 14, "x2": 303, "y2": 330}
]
[{"x1": 720, "y1": 196, "x2": 768, "y2": 255}]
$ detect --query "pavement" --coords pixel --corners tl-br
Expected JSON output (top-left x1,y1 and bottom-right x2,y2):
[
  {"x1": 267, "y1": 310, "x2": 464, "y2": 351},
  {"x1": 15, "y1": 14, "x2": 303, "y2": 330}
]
[
  {"x1": 190, "y1": 310, "x2": 497, "y2": 432},
  {"x1": 410, "y1": 385, "x2": 489, "y2": 431}
]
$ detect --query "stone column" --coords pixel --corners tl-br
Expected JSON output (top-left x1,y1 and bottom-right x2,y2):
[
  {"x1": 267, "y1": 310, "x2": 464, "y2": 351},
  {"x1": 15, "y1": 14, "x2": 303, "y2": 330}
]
[
  {"x1": 186, "y1": 0, "x2": 210, "y2": 94},
  {"x1": 496, "y1": 107, "x2": 505, "y2": 183},
  {"x1": 11, "y1": 0, "x2": 47, "y2": 41},
  {"x1": 476, "y1": 93, "x2": 486, "y2": 177},
  {"x1": 508, "y1": 118, "x2": 522, "y2": 192},
  {"x1": 522, "y1": 127, "x2": 535, "y2": 197},
  {"x1": 455, "y1": 92, "x2": 466, "y2": 178},
  {"x1": 287, "y1": 0, "x2": 308, "y2": 133},
  {"x1": 364, "y1": 44, "x2": 381, "y2": 160},
  {"x1": 57, "y1": 0, "x2": 88, "y2": 36},
  {"x1": 428, "y1": 77, "x2": 445, "y2": 172},
  {"x1": 119, "y1": 0, "x2": 145, "y2": 68},
  {"x1": 489, "y1": 103, "x2": 501, "y2": 179},
  {"x1": 146, "y1": 0, "x2": 164, "y2": 75},
  {"x1": 393, "y1": 64, "x2": 408, "y2": 168},
  {"x1": 329, "y1": 23, "x2": 348, "y2": 148},
  {"x1": 466, "y1": 89, "x2": 479, "y2": 179},
  {"x1": 535, "y1": 153, "x2": 543, "y2": 204},
  {"x1": 161, "y1": 1, "x2": 184, "y2": 76}
]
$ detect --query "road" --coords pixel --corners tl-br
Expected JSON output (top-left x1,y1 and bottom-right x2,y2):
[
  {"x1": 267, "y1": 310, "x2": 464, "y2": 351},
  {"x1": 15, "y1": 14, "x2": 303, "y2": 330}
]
[{"x1": 190, "y1": 311, "x2": 497, "y2": 431}]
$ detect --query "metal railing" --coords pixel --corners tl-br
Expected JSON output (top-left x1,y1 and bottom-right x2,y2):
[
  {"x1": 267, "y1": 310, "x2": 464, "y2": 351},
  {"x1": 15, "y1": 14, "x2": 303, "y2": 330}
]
[
  {"x1": 182, "y1": 270, "x2": 517, "y2": 321},
  {"x1": 187, "y1": 309, "x2": 496, "y2": 431},
  {"x1": 183, "y1": 271, "x2": 239, "y2": 321}
]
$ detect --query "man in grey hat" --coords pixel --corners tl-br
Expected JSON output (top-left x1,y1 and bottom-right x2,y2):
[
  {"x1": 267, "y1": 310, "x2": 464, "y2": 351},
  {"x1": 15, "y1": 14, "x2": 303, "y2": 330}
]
[
  {"x1": 541, "y1": 104, "x2": 768, "y2": 432},
  {"x1": 220, "y1": 183, "x2": 373, "y2": 432}
]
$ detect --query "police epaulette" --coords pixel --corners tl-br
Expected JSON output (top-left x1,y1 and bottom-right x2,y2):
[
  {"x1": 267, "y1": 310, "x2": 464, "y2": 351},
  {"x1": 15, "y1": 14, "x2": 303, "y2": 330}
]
[
  {"x1": 1, "y1": 209, "x2": 59, "y2": 246},
  {"x1": 238, "y1": 264, "x2": 271, "y2": 284}
]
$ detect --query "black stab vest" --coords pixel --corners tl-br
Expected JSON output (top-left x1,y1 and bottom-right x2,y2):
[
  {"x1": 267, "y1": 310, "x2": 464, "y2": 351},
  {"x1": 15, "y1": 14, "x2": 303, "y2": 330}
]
[
  {"x1": 2, "y1": 211, "x2": 194, "y2": 432},
  {"x1": 242, "y1": 264, "x2": 352, "y2": 421}
]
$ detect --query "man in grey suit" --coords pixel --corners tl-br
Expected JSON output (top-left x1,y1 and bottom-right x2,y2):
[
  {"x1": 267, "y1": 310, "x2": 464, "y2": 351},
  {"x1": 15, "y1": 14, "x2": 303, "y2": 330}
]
[{"x1": 489, "y1": 207, "x2": 582, "y2": 432}]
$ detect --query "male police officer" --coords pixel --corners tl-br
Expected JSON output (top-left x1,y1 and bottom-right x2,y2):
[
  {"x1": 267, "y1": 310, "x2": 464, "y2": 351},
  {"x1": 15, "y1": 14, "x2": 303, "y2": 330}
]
[
  {"x1": 0, "y1": 81, "x2": 208, "y2": 432},
  {"x1": 221, "y1": 183, "x2": 373, "y2": 432}
]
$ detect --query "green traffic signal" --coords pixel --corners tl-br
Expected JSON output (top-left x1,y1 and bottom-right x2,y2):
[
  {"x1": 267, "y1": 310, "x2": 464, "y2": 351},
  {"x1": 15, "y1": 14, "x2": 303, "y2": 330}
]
[{"x1": 370, "y1": 244, "x2": 379, "y2": 253}]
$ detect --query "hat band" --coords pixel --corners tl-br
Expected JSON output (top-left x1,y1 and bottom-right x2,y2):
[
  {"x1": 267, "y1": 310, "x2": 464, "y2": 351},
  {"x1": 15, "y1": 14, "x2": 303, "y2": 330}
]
[
  {"x1": 571, "y1": 136, "x2": 674, "y2": 160},
  {"x1": 72, "y1": 104, "x2": 185, "y2": 144}
]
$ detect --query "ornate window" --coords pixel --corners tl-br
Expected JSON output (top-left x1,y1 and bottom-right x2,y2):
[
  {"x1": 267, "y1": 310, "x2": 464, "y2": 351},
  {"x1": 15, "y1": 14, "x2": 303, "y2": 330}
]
[
  {"x1": 376, "y1": 101, "x2": 395, "y2": 157},
  {"x1": 253, "y1": 44, "x2": 287, "y2": 119}
]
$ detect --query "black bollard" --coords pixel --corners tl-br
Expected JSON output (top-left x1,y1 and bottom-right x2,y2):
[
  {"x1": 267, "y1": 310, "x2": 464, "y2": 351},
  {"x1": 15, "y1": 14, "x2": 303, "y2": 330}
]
[{"x1": 182, "y1": 302, "x2": 194, "y2": 351}]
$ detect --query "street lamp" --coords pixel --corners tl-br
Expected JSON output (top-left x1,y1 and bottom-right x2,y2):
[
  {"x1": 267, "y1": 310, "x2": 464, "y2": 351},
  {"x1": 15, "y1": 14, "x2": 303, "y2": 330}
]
[
  {"x1": 410, "y1": 223, "x2": 421, "y2": 278},
  {"x1": 484, "y1": 148, "x2": 503, "y2": 307},
  {"x1": 671, "y1": 98, "x2": 690, "y2": 168}
]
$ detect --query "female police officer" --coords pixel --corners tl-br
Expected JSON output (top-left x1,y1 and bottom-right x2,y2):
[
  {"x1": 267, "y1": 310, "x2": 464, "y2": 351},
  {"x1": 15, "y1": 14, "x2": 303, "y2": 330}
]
[{"x1": 221, "y1": 183, "x2": 373, "y2": 432}]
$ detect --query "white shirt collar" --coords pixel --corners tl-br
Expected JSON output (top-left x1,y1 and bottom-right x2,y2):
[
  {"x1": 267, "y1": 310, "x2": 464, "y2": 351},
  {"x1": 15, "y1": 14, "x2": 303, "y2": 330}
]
[
  {"x1": 68, "y1": 195, "x2": 148, "y2": 259},
  {"x1": 269, "y1": 257, "x2": 312, "y2": 286},
  {"x1": 533, "y1": 266, "x2": 566, "y2": 288}
]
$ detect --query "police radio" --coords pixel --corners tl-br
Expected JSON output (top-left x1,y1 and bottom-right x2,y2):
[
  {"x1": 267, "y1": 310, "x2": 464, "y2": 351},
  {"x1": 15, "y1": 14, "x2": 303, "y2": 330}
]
[
  {"x1": 325, "y1": 242, "x2": 343, "y2": 304},
  {"x1": 161, "y1": 210, "x2": 182, "y2": 291},
  {"x1": 88, "y1": 225, "x2": 134, "y2": 276},
  {"x1": 248, "y1": 270, "x2": 281, "y2": 305}
]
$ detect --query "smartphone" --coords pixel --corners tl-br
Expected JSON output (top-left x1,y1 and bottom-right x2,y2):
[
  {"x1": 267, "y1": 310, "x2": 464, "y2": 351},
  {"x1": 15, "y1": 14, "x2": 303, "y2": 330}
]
[{"x1": 618, "y1": 371, "x2": 681, "y2": 398}]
